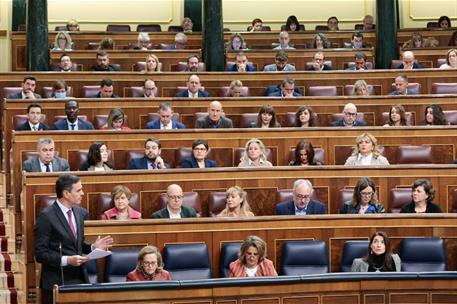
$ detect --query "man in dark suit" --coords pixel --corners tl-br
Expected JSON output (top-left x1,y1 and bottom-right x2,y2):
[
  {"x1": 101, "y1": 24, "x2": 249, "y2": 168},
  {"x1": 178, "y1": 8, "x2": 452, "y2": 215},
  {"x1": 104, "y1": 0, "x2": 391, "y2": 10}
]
[
  {"x1": 227, "y1": 52, "x2": 256, "y2": 72},
  {"x1": 152, "y1": 184, "x2": 197, "y2": 218},
  {"x1": 389, "y1": 74, "x2": 418, "y2": 96},
  {"x1": 396, "y1": 51, "x2": 422, "y2": 70},
  {"x1": 306, "y1": 52, "x2": 332, "y2": 71},
  {"x1": 51, "y1": 100, "x2": 95, "y2": 130},
  {"x1": 15, "y1": 103, "x2": 49, "y2": 131},
  {"x1": 185, "y1": 54, "x2": 201, "y2": 72},
  {"x1": 90, "y1": 51, "x2": 121, "y2": 71},
  {"x1": 23, "y1": 138, "x2": 70, "y2": 172},
  {"x1": 331, "y1": 103, "x2": 368, "y2": 127},
  {"x1": 269, "y1": 77, "x2": 302, "y2": 97},
  {"x1": 146, "y1": 102, "x2": 186, "y2": 129},
  {"x1": 93, "y1": 78, "x2": 119, "y2": 98},
  {"x1": 175, "y1": 74, "x2": 210, "y2": 98},
  {"x1": 345, "y1": 52, "x2": 369, "y2": 71},
  {"x1": 195, "y1": 101, "x2": 233, "y2": 129},
  {"x1": 7, "y1": 75, "x2": 42, "y2": 99},
  {"x1": 34, "y1": 174, "x2": 113, "y2": 304},
  {"x1": 276, "y1": 179, "x2": 326, "y2": 215},
  {"x1": 127, "y1": 138, "x2": 170, "y2": 169}
]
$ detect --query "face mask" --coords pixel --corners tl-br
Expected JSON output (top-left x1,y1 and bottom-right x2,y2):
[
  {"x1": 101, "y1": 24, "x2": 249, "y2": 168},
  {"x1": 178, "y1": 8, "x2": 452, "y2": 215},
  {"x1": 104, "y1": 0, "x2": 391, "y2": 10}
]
[{"x1": 54, "y1": 92, "x2": 66, "y2": 99}]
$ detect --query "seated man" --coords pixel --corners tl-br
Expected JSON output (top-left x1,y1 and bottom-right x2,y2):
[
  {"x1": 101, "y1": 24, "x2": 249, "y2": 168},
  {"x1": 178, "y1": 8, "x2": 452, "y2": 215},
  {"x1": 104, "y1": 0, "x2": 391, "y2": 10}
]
[
  {"x1": 16, "y1": 103, "x2": 49, "y2": 131},
  {"x1": 263, "y1": 51, "x2": 296, "y2": 72},
  {"x1": 127, "y1": 138, "x2": 170, "y2": 169},
  {"x1": 331, "y1": 103, "x2": 367, "y2": 127},
  {"x1": 59, "y1": 54, "x2": 74, "y2": 72},
  {"x1": 94, "y1": 78, "x2": 119, "y2": 98},
  {"x1": 195, "y1": 100, "x2": 233, "y2": 129},
  {"x1": 227, "y1": 52, "x2": 256, "y2": 72},
  {"x1": 276, "y1": 179, "x2": 326, "y2": 215},
  {"x1": 390, "y1": 74, "x2": 417, "y2": 95},
  {"x1": 397, "y1": 51, "x2": 422, "y2": 70},
  {"x1": 143, "y1": 79, "x2": 158, "y2": 98},
  {"x1": 345, "y1": 32, "x2": 368, "y2": 49},
  {"x1": 250, "y1": 18, "x2": 263, "y2": 32},
  {"x1": 306, "y1": 52, "x2": 332, "y2": 71},
  {"x1": 151, "y1": 184, "x2": 197, "y2": 218},
  {"x1": 146, "y1": 102, "x2": 186, "y2": 129},
  {"x1": 23, "y1": 138, "x2": 70, "y2": 172},
  {"x1": 51, "y1": 99, "x2": 95, "y2": 130},
  {"x1": 7, "y1": 75, "x2": 42, "y2": 99},
  {"x1": 362, "y1": 14, "x2": 375, "y2": 30},
  {"x1": 184, "y1": 54, "x2": 201, "y2": 72},
  {"x1": 90, "y1": 51, "x2": 121, "y2": 71},
  {"x1": 269, "y1": 77, "x2": 302, "y2": 97},
  {"x1": 175, "y1": 74, "x2": 210, "y2": 98},
  {"x1": 345, "y1": 52, "x2": 369, "y2": 71},
  {"x1": 273, "y1": 31, "x2": 295, "y2": 50},
  {"x1": 166, "y1": 32, "x2": 188, "y2": 49}
]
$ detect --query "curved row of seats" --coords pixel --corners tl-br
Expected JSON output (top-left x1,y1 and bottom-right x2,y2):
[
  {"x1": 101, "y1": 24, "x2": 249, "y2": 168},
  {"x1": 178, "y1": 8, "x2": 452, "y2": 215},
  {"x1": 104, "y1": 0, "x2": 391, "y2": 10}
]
[
  {"x1": 86, "y1": 237, "x2": 446, "y2": 283},
  {"x1": 36, "y1": 186, "x2": 457, "y2": 219}
]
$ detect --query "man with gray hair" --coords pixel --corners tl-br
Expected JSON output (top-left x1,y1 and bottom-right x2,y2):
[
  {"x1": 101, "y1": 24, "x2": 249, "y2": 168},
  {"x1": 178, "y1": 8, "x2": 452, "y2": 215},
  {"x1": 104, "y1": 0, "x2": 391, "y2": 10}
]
[
  {"x1": 23, "y1": 138, "x2": 70, "y2": 172},
  {"x1": 276, "y1": 179, "x2": 326, "y2": 215}
]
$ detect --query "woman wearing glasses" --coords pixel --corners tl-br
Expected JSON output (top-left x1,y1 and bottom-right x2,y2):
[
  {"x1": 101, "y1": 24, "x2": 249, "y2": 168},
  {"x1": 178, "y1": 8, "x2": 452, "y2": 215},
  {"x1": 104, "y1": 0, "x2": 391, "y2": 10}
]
[
  {"x1": 340, "y1": 177, "x2": 385, "y2": 214},
  {"x1": 180, "y1": 139, "x2": 216, "y2": 168},
  {"x1": 127, "y1": 245, "x2": 171, "y2": 281},
  {"x1": 344, "y1": 133, "x2": 389, "y2": 166}
]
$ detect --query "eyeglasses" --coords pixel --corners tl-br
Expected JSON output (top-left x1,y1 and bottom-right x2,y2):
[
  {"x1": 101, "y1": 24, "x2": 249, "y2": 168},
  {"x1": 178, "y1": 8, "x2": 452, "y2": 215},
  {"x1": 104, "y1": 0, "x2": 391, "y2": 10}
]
[
  {"x1": 360, "y1": 191, "x2": 373, "y2": 197},
  {"x1": 168, "y1": 195, "x2": 184, "y2": 201},
  {"x1": 295, "y1": 194, "x2": 311, "y2": 200},
  {"x1": 142, "y1": 261, "x2": 157, "y2": 267},
  {"x1": 344, "y1": 112, "x2": 357, "y2": 117}
]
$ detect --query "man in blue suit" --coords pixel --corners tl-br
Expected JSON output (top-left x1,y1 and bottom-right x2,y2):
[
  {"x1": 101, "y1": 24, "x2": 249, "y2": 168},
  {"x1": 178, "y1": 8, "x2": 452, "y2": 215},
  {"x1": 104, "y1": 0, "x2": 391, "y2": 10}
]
[
  {"x1": 127, "y1": 138, "x2": 170, "y2": 169},
  {"x1": 389, "y1": 74, "x2": 418, "y2": 96},
  {"x1": 175, "y1": 74, "x2": 210, "y2": 98},
  {"x1": 51, "y1": 100, "x2": 95, "y2": 130},
  {"x1": 269, "y1": 77, "x2": 302, "y2": 97},
  {"x1": 227, "y1": 52, "x2": 256, "y2": 72},
  {"x1": 15, "y1": 103, "x2": 49, "y2": 131},
  {"x1": 146, "y1": 102, "x2": 185, "y2": 129},
  {"x1": 276, "y1": 179, "x2": 326, "y2": 215},
  {"x1": 331, "y1": 103, "x2": 367, "y2": 127}
]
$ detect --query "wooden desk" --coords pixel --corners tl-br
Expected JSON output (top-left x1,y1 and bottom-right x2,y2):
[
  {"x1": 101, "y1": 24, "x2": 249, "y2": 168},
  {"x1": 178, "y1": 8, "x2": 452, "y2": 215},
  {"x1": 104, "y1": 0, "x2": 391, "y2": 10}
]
[
  {"x1": 54, "y1": 274, "x2": 457, "y2": 304},
  {"x1": 402, "y1": 47, "x2": 451, "y2": 68}
]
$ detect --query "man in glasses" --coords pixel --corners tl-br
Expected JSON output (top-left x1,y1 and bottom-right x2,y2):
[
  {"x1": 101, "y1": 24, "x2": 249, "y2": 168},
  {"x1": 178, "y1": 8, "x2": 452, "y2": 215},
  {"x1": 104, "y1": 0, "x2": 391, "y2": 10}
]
[
  {"x1": 151, "y1": 184, "x2": 197, "y2": 218},
  {"x1": 276, "y1": 179, "x2": 326, "y2": 215},
  {"x1": 331, "y1": 103, "x2": 367, "y2": 127}
]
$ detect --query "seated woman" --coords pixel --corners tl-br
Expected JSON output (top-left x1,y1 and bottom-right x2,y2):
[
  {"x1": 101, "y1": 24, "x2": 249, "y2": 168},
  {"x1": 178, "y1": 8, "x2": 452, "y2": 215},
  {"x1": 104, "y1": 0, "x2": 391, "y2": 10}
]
[
  {"x1": 440, "y1": 48, "x2": 457, "y2": 69},
  {"x1": 100, "y1": 108, "x2": 131, "y2": 130},
  {"x1": 401, "y1": 179, "x2": 442, "y2": 213},
  {"x1": 226, "y1": 33, "x2": 248, "y2": 52},
  {"x1": 181, "y1": 17, "x2": 193, "y2": 32},
  {"x1": 180, "y1": 139, "x2": 216, "y2": 168},
  {"x1": 127, "y1": 245, "x2": 171, "y2": 281},
  {"x1": 229, "y1": 235, "x2": 277, "y2": 277},
  {"x1": 250, "y1": 105, "x2": 281, "y2": 128},
  {"x1": 294, "y1": 106, "x2": 317, "y2": 127},
  {"x1": 285, "y1": 15, "x2": 303, "y2": 32},
  {"x1": 351, "y1": 231, "x2": 401, "y2": 272},
  {"x1": 134, "y1": 32, "x2": 153, "y2": 50},
  {"x1": 340, "y1": 177, "x2": 385, "y2": 214},
  {"x1": 289, "y1": 139, "x2": 321, "y2": 166},
  {"x1": 438, "y1": 15, "x2": 451, "y2": 28},
  {"x1": 227, "y1": 80, "x2": 244, "y2": 97},
  {"x1": 422, "y1": 104, "x2": 448, "y2": 125},
  {"x1": 79, "y1": 142, "x2": 114, "y2": 171},
  {"x1": 344, "y1": 133, "x2": 389, "y2": 166},
  {"x1": 383, "y1": 105, "x2": 408, "y2": 127},
  {"x1": 101, "y1": 185, "x2": 142, "y2": 220},
  {"x1": 217, "y1": 186, "x2": 255, "y2": 217},
  {"x1": 402, "y1": 32, "x2": 438, "y2": 48},
  {"x1": 51, "y1": 80, "x2": 70, "y2": 99},
  {"x1": 66, "y1": 19, "x2": 80, "y2": 31},
  {"x1": 310, "y1": 33, "x2": 330, "y2": 49},
  {"x1": 142, "y1": 54, "x2": 161, "y2": 73},
  {"x1": 98, "y1": 37, "x2": 115, "y2": 50},
  {"x1": 52, "y1": 31, "x2": 73, "y2": 51},
  {"x1": 238, "y1": 138, "x2": 273, "y2": 167},
  {"x1": 351, "y1": 80, "x2": 370, "y2": 96}
]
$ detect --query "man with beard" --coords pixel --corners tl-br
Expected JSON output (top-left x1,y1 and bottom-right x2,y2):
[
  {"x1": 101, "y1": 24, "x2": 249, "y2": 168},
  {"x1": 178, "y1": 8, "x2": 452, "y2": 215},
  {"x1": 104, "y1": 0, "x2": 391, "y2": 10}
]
[{"x1": 127, "y1": 138, "x2": 170, "y2": 169}]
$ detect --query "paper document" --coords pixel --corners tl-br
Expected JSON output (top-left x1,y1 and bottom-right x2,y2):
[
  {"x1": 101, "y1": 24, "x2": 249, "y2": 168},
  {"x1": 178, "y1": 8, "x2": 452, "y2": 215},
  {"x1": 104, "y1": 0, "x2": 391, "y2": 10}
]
[{"x1": 87, "y1": 248, "x2": 112, "y2": 260}]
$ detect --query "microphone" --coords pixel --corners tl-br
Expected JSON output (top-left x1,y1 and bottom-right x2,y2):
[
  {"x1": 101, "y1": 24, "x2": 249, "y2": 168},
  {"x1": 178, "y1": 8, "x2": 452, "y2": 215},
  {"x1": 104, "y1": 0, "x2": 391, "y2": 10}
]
[{"x1": 59, "y1": 242, "x2": 65, "y2": 286}]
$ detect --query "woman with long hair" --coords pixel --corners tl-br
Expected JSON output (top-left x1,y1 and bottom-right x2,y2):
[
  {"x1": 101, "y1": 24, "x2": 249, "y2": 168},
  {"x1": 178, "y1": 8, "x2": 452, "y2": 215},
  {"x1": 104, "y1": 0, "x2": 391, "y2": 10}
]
[
  {"x1": 251, "y1": 105, "x2": 281, "y2": 128},
  {"x1": 340, "y1": 177, "x2": 385, "y2": 214},
  {"x1": 218, "y1": 186, "x2": 254, "y2": 217}
]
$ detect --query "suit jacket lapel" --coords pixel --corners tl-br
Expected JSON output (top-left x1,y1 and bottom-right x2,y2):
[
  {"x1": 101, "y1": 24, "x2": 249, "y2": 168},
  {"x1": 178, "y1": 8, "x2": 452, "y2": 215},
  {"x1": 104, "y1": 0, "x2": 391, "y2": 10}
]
[
  {"x1": 52, "y1": 202, "x2": 78, "y2": 246},
  {"x1": 32, "y1": 158, "x2": 41, "y2": 172},
  {"x1": 288, "y1": 201, "x2": 295, "y2": 214}
]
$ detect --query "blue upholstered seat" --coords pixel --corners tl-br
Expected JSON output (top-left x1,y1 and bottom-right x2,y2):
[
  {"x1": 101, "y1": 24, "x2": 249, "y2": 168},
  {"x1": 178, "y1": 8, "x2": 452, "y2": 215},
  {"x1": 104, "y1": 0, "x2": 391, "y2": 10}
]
[
  {"x1": 219, "y1": 242, "x2": 241, "y2": 277},
  {"x1": 104, "y1": 248, "x2": 139, "y2": 282},
  {"x1": 340, "y1": 240, "x2": 369, "y2": 272},
  {"x1": 163, "y1": 243, "x2": 212, "y2": 280},
  {"x1": 280, "y1": 240, "x2": 329, "y2": 275},
  {"x1": 399, "y1": 238, "x2": 446, "y2": 272}
]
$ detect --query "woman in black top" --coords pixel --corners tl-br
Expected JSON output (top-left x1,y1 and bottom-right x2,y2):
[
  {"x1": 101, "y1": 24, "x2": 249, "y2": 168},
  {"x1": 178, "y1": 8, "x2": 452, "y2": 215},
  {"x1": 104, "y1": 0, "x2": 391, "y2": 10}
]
[
  {"x1": 340, "y1": 177, "x2": 385, "y2": 214},
  {"x1": 288, "y1": 139, "x2": 321, "y2": 166},
  {"x1": 401, "y1": 178, "x2": 442, "y2": 213}
]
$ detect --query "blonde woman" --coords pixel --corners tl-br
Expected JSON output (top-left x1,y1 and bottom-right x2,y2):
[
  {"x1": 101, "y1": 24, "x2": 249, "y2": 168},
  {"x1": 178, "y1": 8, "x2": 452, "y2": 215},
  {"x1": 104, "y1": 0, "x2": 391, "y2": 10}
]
[
  {"x1": 344, "y1": 133, "x2": 389, "y2": 166},
  {"x1": 143, "y1": 54, "x2": 161, "y2": 73},
  {"x1": 52, "y1": 31, "x2": 73, "y2": 51},
  {"x1": 238, "y1": 138, "x2": 273, "y2": 167},
  {"x1": 218, "y1": 186, "x2": 254, "y2": 217}
]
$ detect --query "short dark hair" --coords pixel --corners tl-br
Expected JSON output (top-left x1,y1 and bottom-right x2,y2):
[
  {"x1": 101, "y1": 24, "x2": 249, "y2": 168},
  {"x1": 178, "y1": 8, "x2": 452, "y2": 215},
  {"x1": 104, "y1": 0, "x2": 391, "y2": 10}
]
[
  {"x1": 252, "y1": 18, "x2": 262, "y2": 26},
  {"x1": 56, "y1": 174, "x2": 80, "y2": 199},
  {"x1": 412, "y1": 178, "x2": 435, "y2": 203},
  {"x1": 275, "y1": 50, "x2": 288, "y2": 62},
  {"x1": 145, "y1": 138, "x2": 161, "y2": 149},
  {"x1": 100, "y1": 78, "x2": 113, "y2": 87},
  {"x1": 23, "y1": 75, "x2": 37, "y2": 83},
  {"x1": 96, "y1": 50, "x2": 108, "y2": 58},
  {"x1": 187, "y1": 54, "x2": 199, "y2": 63},
  {"x1": 87, "y1": 142, "x2": 105, "y2": 166},
  {"x1": 27, "y1": 103, "x2": 42, "y2": 113},
  {"x1": 352, "y1": 31, "x2": 364, "y2": 39},
  {"x1": 192, "y1": 139, "x2": 209, "y2": 150},
  {"x1": 354, "y1": 52, "x2": 367, "y2": 60}
]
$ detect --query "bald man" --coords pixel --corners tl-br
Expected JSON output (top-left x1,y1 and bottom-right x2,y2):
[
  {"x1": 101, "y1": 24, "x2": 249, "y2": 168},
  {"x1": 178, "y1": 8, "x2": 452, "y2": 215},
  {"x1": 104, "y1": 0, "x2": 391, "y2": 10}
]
[
  {"x1": 175, "y1": 74, "x2": 210, "y2": 98},
  {"x1": 331, "y1": 103, "x2": 367, "y2": 127},
  {"x1": 195, "y1": 100, "x2": 233, "y2": 128},
  {"x1": 151, "y1": 184, "x2": 197, "y2": 218},
  {"x1": 397, "y1": 51, "x2": 422, "y2": 70}
]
